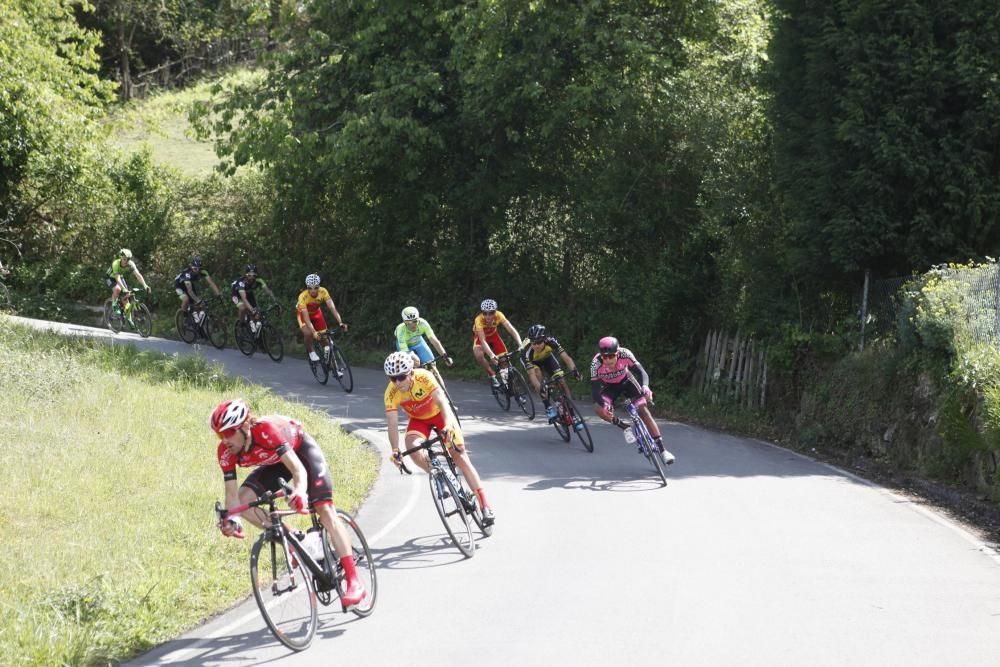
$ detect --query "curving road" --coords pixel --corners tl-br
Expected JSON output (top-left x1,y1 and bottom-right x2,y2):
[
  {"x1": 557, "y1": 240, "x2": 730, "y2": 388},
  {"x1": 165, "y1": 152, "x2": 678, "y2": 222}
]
[{"x1": 14, "y1": 317, "x2": 1000, "y2": 666}]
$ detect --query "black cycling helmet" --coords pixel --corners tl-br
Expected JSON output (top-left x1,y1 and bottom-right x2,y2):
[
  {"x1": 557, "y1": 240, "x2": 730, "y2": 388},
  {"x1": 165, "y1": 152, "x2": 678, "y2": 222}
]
[
  {"x1": 598, "y1": 336, "x2": 619, "y2": 354},
  {"x1": 527, "y1": 324, "x2": 546, "y2": 341},
  {"x1": 190, "y1": 256, "x2": 203, "y2": 268},
  {"x1": 245, "y1": 263, "x2": 258, "y2": 274}
]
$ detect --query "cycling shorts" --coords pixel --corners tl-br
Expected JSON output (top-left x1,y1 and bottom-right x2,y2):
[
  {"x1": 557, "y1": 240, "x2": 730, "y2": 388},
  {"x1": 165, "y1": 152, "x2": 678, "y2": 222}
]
[
  {"x1": 241, "y1": 434, "x2": 334, "y2": 506},
  {"x1": 472, "y1": 331, "x2": 507, "y2": 355},
  {"x1": 176, "y1": 286, "x2": 199, "y2": 299},
  {"x1": 526, "y1": 354, "x2": 561, "y2": 376},
  {"x1": 298, "y1": 308, "x2": 327, "y2": 331},
  {"x1": 406, "y1": 411, "x2": 465, "y2": 449},
  {"x1": 597, "y1": 375, "x2": 644, "y2": 406},
  {"x1": 398, "y1": 336, "x2": 434, "y2": 365},
  {"x1": 232, "y1": 291, "x2": 258, "y2": 308}
]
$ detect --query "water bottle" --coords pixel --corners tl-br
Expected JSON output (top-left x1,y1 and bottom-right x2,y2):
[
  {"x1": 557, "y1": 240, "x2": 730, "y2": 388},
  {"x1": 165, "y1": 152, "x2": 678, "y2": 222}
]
[
  {"x1": 500, "y1": 367, "x2": 509, "y2": 383},
  {"x1": 194, "y1": 310, "x2": 205, "y2": 324},
  {"x1": 302, "y1": 530, "x2": 325, "y2": 561},
  {"x1": 250, "y1": 320, "x2": 260, "y2": 333}
]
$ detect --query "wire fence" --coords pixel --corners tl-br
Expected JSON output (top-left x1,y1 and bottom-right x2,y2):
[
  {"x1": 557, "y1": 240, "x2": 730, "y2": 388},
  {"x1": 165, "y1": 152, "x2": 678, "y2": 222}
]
[{"x1": 860, "y1": 263, "x2": 1000, "y2": 349}]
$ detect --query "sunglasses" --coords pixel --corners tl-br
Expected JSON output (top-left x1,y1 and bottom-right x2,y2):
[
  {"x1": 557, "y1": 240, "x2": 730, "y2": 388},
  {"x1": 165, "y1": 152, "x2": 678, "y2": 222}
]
[
  {"x1": 532, "y1": 338, "x2": 546, "y2": 345},
  {"x1": 390, "y1": 373, "x2": 409, "y2": 382},
  {"x1": 220, "y1": 427, "x2": 239, "y2": 438},
  {"x1": 600, "y1": 351, "x2": 618, "y2": 358}
]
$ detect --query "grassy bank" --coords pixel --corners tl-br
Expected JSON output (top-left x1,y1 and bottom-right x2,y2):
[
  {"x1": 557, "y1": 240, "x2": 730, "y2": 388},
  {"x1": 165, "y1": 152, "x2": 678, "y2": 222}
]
[{"x1": 0, "y1": 317, "x2": 377, "y2": 665}]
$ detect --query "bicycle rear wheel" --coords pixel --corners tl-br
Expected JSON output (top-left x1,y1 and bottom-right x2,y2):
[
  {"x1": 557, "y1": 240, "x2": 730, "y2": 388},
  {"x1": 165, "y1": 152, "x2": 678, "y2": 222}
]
[
  {"x1": 263, "y1": 323, "x2": 284, "y2": 362},
  {"x1": 430, "y1": 469, "x2": 475, "y2": 557},
  {"x1": 104, "y1": 299, "x2": 122, "y2": 334},
  {"x1": 133, "y1": 303, "x2": 152, "y2": 338},
  {"x1": 330, "y1": 345, "x2": 353, "y2": 392},
  {"x1": 175, "y1": 310, "x2": 196, "y2": 344},
  {"x1": 336, "y1": 510, "x2": 377, "y2": 617},
  {"x1": 250, "y1": 534, "x2": 317, "y2": 651},
  {"x1": 234, "y1": 321, "x2": 255, "y2": 355},
  {"x1": 563, "y1": 395, "x2": 594, "y2": 452},
  {"x1": 508, "y1": 367, "x2": 536, "y2": 419}
]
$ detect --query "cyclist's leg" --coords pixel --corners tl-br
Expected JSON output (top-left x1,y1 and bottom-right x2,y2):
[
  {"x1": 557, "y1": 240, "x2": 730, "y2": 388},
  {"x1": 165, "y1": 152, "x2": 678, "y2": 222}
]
[
  {"x1": 176, "y1": 288, "x2": 190, "y2": 316},
  {"x1": 238, "y1": 466, "x2": 284, "y2": 528},
  {"x1": 297, "y1": 436, "x2": 354, "y2": 557},
  {"x1": 637, "y1": 403, "x2": 662, "y2": 438},
  {"x1": 472, "y1": 339, "x2": 493, "y2": 375},
  {"x1": 411, "y1": 338, "x2": 434, "y2": 366},
  {"x1": 525, "y1": 364, "x2": 543, "y2": 395},
  {"x1": 402, "y1": 419, "x2": 433, "y2": 473}
]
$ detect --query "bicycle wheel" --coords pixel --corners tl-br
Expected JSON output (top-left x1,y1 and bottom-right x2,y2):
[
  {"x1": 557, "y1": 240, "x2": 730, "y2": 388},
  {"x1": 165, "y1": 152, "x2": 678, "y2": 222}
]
[
  {"x1": 250, "y1": 533, "x2": 318, "y2": 651},
  {"x1": 132, "y1": 303, "x2": 152, "y2": 338},
  {"x1": 508, "y1": 367, "x2": 536, "y2": 419},
  {"x1": 492, "y1": 376, "x2": 511, "y2": 411},
  {"x1": 262, "y1": 323, "x2": 284, "y2": 362},
  {"x1": 429, "y1": 468, "x2": 475, "y2": 557},
  {"x1": 104, "y1": 300, "x2": 122, "y2": 334},
  {"x1": 455, "y1": 471, "x2": 493, "y2": 538},
  {"x1": 175, "y1": 310, "x2": 196, "y2": 344},
  {"x1": 563, "y1": 395, "x2": 594, "y2": 452},
  {"x1": 330, "y1": 345, "x2": 354, "y2": 392},
  {"x1": 335, "y1": 510, "x2": 378, "y2": 617},
  {"x1": 551, "y1": 393, "x2": 571, "y2": 442},
  {"x1": 0, "y1": 282, "x2": 11, "y2": 310},
  {"x1": 234, "y1": 321, "x2": 255, "y2": 355},
  {"x1": 310, "y1": 351, "x2": 329, "y2": 384},
  {"x1": 206, "y1": 312, "x2": 228, "y2": 349},
  {"x1": 634, "y1": 420, "x2": 668, "y2": 486}
]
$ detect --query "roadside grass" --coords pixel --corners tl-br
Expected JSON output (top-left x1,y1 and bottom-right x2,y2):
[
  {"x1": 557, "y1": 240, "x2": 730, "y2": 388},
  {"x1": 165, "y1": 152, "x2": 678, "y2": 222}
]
[{"x1": 0, "y1": 317, "x2": 377, "y2": 665}]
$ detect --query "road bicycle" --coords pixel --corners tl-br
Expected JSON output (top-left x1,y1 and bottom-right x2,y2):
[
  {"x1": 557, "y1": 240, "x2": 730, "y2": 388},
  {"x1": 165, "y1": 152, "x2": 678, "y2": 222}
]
[
  {"x1": 234, "y1": 303, "x2": 284, "y2": 362},
  {"x1": 541, "y1": 370, "x2": 594, "y2": 452},
  {"x1": 398, "y1": 430, "x2": 493, "y2": 558},
  {"x1": 175, "y1": 294, "x2": 228, "y2": 349},
  {"x1": 308, "y1": 328, "x2": 354, "y2": 392},
  {"x1": 103, "y1": 287, "x2": 153, "y2": 338},
  {"x1": 491, "y1": 351, "x2": 535, "y2": 419},
  {"x1": 215, "y1": 482, "x2": 377, "y2": 652},
  {"x1": 421, "y1": 352, "x2": 460, "y2": 425},
  {"x1": 620, "y1": 397, "x2": 670, "y2": 486}
]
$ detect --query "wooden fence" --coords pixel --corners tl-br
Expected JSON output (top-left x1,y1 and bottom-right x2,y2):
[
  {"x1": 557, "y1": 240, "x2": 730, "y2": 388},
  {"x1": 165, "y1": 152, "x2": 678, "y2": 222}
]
[
  {"x1": 128, "y1": 39, "x2": 260, "y2": 100},
  {"x1": 694, "y1": 330, "x2": 768, "y2": 408}
]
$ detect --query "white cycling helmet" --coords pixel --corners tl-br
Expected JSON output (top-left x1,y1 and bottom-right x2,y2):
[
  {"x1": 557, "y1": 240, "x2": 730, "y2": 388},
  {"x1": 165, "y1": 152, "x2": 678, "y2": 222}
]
[
  {"x1": 480, "y1": 298, "x2": 497, "y2": 312},
  {"x1": 209, "y1": 398, "x2": 250, "y2": 434},
  {"x1": 384, "y1": 351, "x2": 414, "y2": 376},
  {"x1": 120, "y1": 248, "x2": 133, "y2": 259},
  {"x1": 305, "y1": 273, "x2": 321, "y2": 288},
  {"x1": 401, "y1": 306, "x2": 419, "y2": 321}
]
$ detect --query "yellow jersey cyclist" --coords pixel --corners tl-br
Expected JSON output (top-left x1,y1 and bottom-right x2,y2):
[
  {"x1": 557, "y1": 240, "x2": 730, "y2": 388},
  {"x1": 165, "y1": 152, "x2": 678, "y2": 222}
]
[
  {"x1": 520, "y1": 324, "x2": 583, "y2": 424},
  {"x1": 383, "y1": 352, "x2": 495, "y2": 525},
  {"x1": 395, "y1": 306, "x2": 451, "y2": 368},
  {"x1": 105, "y1": 249, "x2": 151, "y2": 323},
  {"x1": 231, "y1": 264, "x2": 278, "y2": 328},
  {"x1": 296, "y1": 273, "x2": 348, "y2": 362},
  {"x1": 472, "y1": 298, "x2": 524, "y2": 388},
  {"x1": 174, "y1": 256, "x2": 221, "y2": 318}
]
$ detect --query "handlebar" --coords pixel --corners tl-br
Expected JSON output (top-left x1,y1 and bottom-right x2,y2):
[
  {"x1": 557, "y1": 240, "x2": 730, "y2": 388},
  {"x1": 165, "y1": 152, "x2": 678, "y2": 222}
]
[
  {"x1": 214, "y1": 478, "x2": 308, "y2": 521},
  {"x1": 396, "y1": 432, "x2": 450, "y2": 476}
]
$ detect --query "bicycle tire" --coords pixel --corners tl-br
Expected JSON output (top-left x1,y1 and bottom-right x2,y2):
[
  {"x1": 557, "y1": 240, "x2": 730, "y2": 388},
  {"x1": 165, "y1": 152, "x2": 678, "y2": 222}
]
[
  {"x1": 430, "y1": 468, "x2": 475, "y2": 557},
  {"x1": 455, "y1": 470, "x2": 493, "y2": 538},
  {"x1": 335, "y1": 510, "x2": 377, "y2": 617},
  {"x1": 133, "y1": 303, "x2": 152, "y2": 338},
  {"x1": 104, "y1": 299, "x2": 122, "y2": 334},
  {"x1": 491, "y1": 376, "x2": 511, "y2": 411},
  {"x1": 563, "y1": 395, "x2": 594, "y2": 452},
  {"x1": 206, "y1": 312, "x2": 228, "y2": 349},
  {"x1": 263, "y1": 323, "x2": 284, "y2": 362},
  {"x1": 234, "y1": 321, "x2": 255, "y2": 355},
  {"x1": 508, "y1": 367, "x2": 536, "y2": 420},
  {"x1": 551, "y1": 393, "x2": 572, "y2": 442},
  {"x1": 175, "y1": 310, "x2": 196, "y2": 344},
  {"x1": 310, "y1": 351, "x2": 329, "y2": 384},
  {"x1": 330, "y1": 345, "x2": 353, "y2": 392},
  {"x1": 250, "y1": 533, "x2": 318, "y2": 651},
  {"x1": 634, "y1": 419, "x2": 668, "y2": 486}
]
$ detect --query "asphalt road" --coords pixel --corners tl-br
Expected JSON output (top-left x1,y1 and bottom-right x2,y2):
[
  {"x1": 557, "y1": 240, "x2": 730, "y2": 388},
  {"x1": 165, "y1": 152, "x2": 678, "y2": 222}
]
[{"x1": 13, "y1": 317, "x2": 1000, "y2": 666}]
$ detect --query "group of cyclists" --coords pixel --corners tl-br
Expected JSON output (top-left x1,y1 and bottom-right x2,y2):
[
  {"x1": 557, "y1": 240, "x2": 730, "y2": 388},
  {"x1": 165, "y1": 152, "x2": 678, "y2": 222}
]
[{"x1": 107, "y1": 250, "x2": 675, "y2": 611}]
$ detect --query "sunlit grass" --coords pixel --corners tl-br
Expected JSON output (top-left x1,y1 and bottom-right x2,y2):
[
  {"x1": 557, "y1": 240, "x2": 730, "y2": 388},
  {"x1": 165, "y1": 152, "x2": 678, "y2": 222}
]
[{"x1": 0, "y1": 318, "x2": 377, "y2": 665}]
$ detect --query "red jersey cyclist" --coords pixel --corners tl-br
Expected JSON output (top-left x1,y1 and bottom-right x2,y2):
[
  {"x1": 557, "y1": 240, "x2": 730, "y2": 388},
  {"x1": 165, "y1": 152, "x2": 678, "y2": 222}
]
[
  {"x1": 472, "y1": 298, "x2": 524, "y2": 388},
  {"x1": 383, "y1": 351, "x2": 495, "y2": 525},
  {"x1": 296, "y1": 273, "x2": 348, "y2": 363},
  {"x1": 590, "y1": 336, "x2": 675, "y2": 466},
  {"x1": 211, "y1": 399, "x2": 366, "y2": 606}
]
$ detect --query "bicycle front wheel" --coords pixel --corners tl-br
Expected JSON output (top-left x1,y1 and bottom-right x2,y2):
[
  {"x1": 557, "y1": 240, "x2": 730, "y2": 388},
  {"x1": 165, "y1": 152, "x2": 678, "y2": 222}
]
[
  {"x1": 104, "y1": 300, "x2": 122, "y2": 334},
  {"x1": 330, "y1": 345, "x2": 353, "y2": 392},
  {"x1": 234, "y1": 321, "x2": 255, "y2": 355},
  {"x1": 133, "y1": 303, "x2": 152, "y2": 338},
  {"x1": 491, "y1": 377, "x2": 511, "y2": 411},
  {"x1": 336, "y1": 510, "x2": 378, "y2": 617},
  {"x1": 430, "y1": 469, "x2": 475, "y2": 557},
  {"x1": 175, "y1": 310, "x2": 196, "y2": 344},
  {"x1": 310, "y1": 351, "x2": 329, "y2": 384},
  {"x1": 263, "y1": 323, "x2": 284, "y2": 362},
  {"x1": 206, "y1": 312, "x2": 228, "y2": 349},
  {"x1": 634, "y1": 420, "x2": 668, "y2": 486},
  {"x1": 508, "y1": 368, "x2": 536, "y2": 419},
  {"x1": 551, "y1": 394, "x2": 571, "y2": 442},
  {"x1": 563, "y1": 395, "x2": 594, "y2": 452},
  {"x1": 250, "y1": 534, "x2": 318, "y2": 651}
]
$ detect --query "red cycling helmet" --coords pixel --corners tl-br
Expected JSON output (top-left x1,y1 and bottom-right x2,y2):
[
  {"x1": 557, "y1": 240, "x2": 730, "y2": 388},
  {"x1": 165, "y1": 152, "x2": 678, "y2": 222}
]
[{"x1": 210, "y1": 399, "x2": 250, "y2": 434}]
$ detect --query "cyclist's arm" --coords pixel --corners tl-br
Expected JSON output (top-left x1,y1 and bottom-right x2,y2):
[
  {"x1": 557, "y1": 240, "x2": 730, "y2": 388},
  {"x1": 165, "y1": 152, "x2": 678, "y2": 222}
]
[
  {"x1": 131, "y1": 267, "x2": 150, "y2": 290},
  {"x1": 278, "y1": 449, "x2": 309, "y2": 500},
  {"x1": 433, "y1": 389, "x2": 458, "y2": 433},
  {"x1": 263, "y1": 284, "x2": 277, "y2": 302},
  {"x1": 501, "y1": 319, "x2": 522, "y2": 345},
  {"x1": 206, "y1": 276, "x2": 221, "y2": 295},
  {"x1": 386, "y1": 408, "x2": 401, "y2": 454},
  {"x1": 476, "y1": 328, "x2": 496, "y2": 361},
  {"x1": 298, "y1": 305, "x2": 316, "y2": 335},
  {"x1": 631, "y1": 361, "x2": 650, "y2": 387},
  {"x1": 426, "y1": 332, "x2": 447, "y2": 357},
  {"x1": 559, "y1": 350, "x2": 579, "y2": 374},
  {"x1": 183, "y1": 279, "x2": 199, "y2": 300},
  {"x1": 324, "y1": 298, "x2": 346, "y2": 328},
  {"x1": 239, "y1": 288, "x2": 253, "y2": 311},
  {"x1": 591, "y1": 378, "x2": 607, "y2": 405},
  {"x1": 223, "y1": 478, "x2": 242, "y2": 514},
  {"x1": 115, "y1": 274, "x2": 128, "y2": 291}
]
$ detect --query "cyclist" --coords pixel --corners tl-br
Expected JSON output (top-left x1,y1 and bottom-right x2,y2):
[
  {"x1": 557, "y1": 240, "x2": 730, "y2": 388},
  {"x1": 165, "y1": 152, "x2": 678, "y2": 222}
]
[
  {"x1": 211, "y1": 399, "x2": 366, "y2": 607},
  {"x1": 174, "y1": 256, "x2": 221, "y2": 318},
  {"x1": 520, "y1": 324, "x2": 583, "y2": 423},
  {"x1": 296, "y1": 273, "x2": 348, "y2": 363},
  {"x1": 472, "y1": 298, "x2": 524, "y2": 388},
  {"x1": 590, "y1": 336, "x2": 675, "y2": 465},
  {"x1": 105, "y1": 249, "x2": 151, "y2": 323},
  {"x1": 383, "y1": 351, "x2": 494, "y2": 525},
  {"x1": 395, "y1": 306, "x2": 451, "y2": 368},
  {"x1": 231, "y1": 264, "x2": 278, "y2": 328}
]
